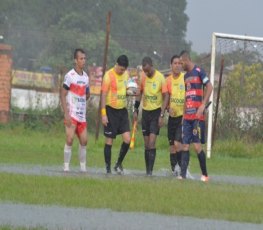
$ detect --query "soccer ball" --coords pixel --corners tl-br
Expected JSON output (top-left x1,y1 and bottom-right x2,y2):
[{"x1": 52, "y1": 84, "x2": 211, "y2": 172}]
[{"x1": 126, "y1": 79, "x2": 138, "y2": 96}]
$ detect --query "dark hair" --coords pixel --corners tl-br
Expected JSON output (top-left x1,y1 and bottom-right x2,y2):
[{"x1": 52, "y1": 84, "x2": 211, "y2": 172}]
[
  {"x1": 179, "y1": 50, "x2": 190, "y2": 59},
  {"x1": 142, "y1": 56, "x2": 153, "y2": 67},
  {"x1": 117, "y1": 55, "x2": 129, "y2": 68},
  {"x1": 170, "y1": 55, "x2": 180, "y2": 64},
  {"x1": 74, "y1": 48, "x2": 85, "y2": 59}
]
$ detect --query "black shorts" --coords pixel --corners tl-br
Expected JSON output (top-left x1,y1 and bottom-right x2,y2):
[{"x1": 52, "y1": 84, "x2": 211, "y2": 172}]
[
  {"x1": 104, "y1": 105, "x2": 130, "y2": 139},
  {"x1": 141, "y1": 108, "x2": 161, "y2": 136},
  {"x1": 168, "y1": 115, "x2": 183, "y2": 144}
]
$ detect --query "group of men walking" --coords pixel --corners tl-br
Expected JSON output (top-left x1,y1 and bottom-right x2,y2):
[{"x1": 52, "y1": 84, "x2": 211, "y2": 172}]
[{"x1": 60, "y1": 48, "x2": 213, "y2": 182}]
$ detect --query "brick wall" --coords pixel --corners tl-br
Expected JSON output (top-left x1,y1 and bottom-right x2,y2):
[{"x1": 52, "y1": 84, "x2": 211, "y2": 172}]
[{"x1": 0, "y1": 44, "x2": 12, "y2": 123}]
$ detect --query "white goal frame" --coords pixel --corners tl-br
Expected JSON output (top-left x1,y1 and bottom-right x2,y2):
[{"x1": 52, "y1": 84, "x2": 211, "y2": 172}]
[{"x1": 207, "y1": 32, "x2": 263, "y2": 158}]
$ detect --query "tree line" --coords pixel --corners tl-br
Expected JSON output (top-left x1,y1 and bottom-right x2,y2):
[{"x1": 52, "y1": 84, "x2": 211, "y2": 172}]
[{"x1": 0, "y1": 0, "x2": 190, "y2": 71}]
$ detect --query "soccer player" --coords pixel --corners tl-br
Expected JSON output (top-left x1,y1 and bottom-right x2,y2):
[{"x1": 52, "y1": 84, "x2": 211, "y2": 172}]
[
  {"x1": 60, "y1": 48, "x2": 90, "y2": 172},
  {"x1": 166, "y1": 55, "x2": 185, "y2": 176},
  {"x1": 133, "y1": 57, "x2": 169, "y2": 176},
  {"x1": 179, "y1": 50, "x2": 213, "y2": 182},
  {"x1": 101, "y1": 55, "x2": 131, "y2": 174}
]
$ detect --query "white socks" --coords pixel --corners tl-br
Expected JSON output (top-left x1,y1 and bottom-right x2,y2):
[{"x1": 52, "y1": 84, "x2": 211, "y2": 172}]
[
  {"x1": 63, "y1": 144, "x2": 87, "y2": 172},
  {"x1": 63, "y1": 144, "x2": 72, "y2": 172},
  {"x1": 79, "y1": 145, "x2": 87, "y2": 172}
]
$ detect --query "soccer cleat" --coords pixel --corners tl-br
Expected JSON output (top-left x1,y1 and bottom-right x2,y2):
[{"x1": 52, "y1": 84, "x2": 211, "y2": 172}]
[
  {"x1": 63, "y1": 163, "x2": 70, "y2": 172},
  {"x1": 186, "y1": 168, "x2": 195, "y2": 180},
  {"x1": 106, "y1": 165, "x2": 111, "y2": 174},
  {"x1": 114, "y1": 163, "x2": 124, "y2": 174},
  {"x1": 200, "y1": 175, "x2": 209, "y2": 182},
  {"x1": 146, "y1": 170, "x2": 153, "y2": 176},
  {"x1": 80, "y1": 162, "x2": 87, "y2": 172},
  {"x1": 173, "y1": 164, "x2": 181, "y2": 177},
  {"x1": 176, "y1": 175, "x2": 183, "y2": 180}
]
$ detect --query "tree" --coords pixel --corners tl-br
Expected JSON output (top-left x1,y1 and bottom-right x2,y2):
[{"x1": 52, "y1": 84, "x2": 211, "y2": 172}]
[
  {"x1": 217, "y1": 62, "x2": 263, "y2": 140},
  {"x1": 0, "y1": 0, "x2": 190, "y2": 70}
]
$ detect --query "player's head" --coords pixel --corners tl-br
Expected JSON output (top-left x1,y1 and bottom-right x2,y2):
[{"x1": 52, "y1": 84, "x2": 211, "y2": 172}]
[
  {"x1": 115, "y1": 55, "x2": 129, "y2": 75},
  {"x1": 142, "y1": 56, "x2": 154, "y2": 77},
  {"x1": 74, "y1": 48, "x2": 86, "y2": 70},
  {"x1": 170, "y1": 55, "x2": 182, "y2": 75},
  {"x1": 179, "y1": 50, "x2": 191, "y2": 71}
]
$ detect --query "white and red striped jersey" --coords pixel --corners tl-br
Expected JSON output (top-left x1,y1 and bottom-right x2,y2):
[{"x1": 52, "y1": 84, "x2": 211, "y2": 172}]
[{"x1": 63, "y1": 69, "x2": 89, "y2": 122}]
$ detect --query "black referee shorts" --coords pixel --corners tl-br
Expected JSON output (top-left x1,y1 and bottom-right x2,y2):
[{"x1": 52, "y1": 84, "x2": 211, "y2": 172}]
[
  {"x1": 168, "y1": 115, "x2": 183, "y2": 144},
  {"x1": 141, "y1": 108, "x2": 161, "y2": 136},
  {"x1": 104, "y1": 105, "x2": 130, "y2": 139}
]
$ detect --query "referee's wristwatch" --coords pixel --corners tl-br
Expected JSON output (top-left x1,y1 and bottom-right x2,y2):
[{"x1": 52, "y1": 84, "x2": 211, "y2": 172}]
[{"x1": 160, "y1": 113, "x2": 164, "y2": 118}]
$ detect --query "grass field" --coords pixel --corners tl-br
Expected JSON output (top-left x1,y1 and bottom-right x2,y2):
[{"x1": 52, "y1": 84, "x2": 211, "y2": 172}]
[{"x1": 0, "y1": 124, "x2": 263, "y2": 226}]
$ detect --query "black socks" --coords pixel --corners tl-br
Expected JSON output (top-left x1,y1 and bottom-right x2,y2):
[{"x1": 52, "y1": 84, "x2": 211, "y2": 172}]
[
  {"x1": 104, "y1": 144, "x2": 112, "y2": 173},
  {"x1": 180, "y1": 150, "x2": 190, "y2": 178},
  {"x1": 198, "y1": 150, "x2": 208, "y2": 176},
  {"x1": 170, "y1": 153, "x2": 177, "y2": 171},
  {"x1": 145, "y1": 148, "x2": 156, "y2": 175}
]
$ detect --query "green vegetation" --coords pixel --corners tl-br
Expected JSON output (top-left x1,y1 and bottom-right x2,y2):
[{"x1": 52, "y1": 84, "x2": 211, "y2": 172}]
[
  {"x1": 0, "y1": 124, "x2": 262, "y2": 226},
  {"x1": 0, "y1": 0, "x2": 190, "y2": 70},
  {"x1": 0, "y1": 124, "x2": 263, "y2": 176},
  {"x1": 0, "y1": 173, "x2": 262, "y2": 224}
]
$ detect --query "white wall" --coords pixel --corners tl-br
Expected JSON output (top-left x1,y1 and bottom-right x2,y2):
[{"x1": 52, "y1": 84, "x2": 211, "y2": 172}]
[{"x1": 11, "y1": 88, "x2": 60, "y2": 110}]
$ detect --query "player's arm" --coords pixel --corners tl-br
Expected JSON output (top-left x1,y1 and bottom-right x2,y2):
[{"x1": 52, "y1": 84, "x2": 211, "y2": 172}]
[
  {"x1": 133, "y1": 75, "x2": 144, "y2": 121},
  {"x1": 60, "y1": 85, "x2": 71, "y2": 127},
  {"x1": 202, "y1": 82, "x2": 213, "y2": 105},
  {"x1": 197, "y1": 81, "x2": 213, "y2": 118},
  {"x1": 158, "y1": 78, "x2": 169, "y2": 126},
  {"x1": 160, "y1": 77, "x2": 169, "y2": 116},
  {"x1": 86, "y1": 78, "x2": 90, "y2": 100},
  {"x1": 101, "y1": 75, "x2": 109, "y2": 126}
]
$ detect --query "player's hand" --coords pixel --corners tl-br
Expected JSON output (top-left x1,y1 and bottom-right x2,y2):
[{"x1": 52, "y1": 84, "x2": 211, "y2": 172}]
[
  {"x1": 102, "y1": 115, "x2": 108, "y2": 126},
  {"x1": 133, "y1": 110, "x2": 138, "y2": 121},
  {"x1": 158, "y1": 116, "x2": 164, "y2": 128},
  {"x1": 168, "y1": 108, "x2": 176, "y2": 117},
  {"x1": 64, "y1": 113, "x2": 71, "y2": 127},
  {"x1": 196, "y1": 104, "x2": 205, "y2": 119}
]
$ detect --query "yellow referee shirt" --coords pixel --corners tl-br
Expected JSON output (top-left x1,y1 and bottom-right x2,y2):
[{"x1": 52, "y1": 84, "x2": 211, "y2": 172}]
[
  {"x1": 166, "y1": 72, "x2": 185, "y2": 117},
  {"x1": 101, "y1": 68, "x2": 129, "y2": 109},
  {"x1": 140, "y1": 70, "x2": 167, "y2": 111}
]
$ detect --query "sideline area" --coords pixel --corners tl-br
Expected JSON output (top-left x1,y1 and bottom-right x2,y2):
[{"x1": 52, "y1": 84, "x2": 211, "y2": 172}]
[
  {"x1": 1, "y1": 202, "x2": 262, "y2": 230},
  {"x1": 0, "y1": 163, "x2": 263, "y2": 186},
  {"x1": 1, "y1": 163, "x2": 263, "y2": 229}
]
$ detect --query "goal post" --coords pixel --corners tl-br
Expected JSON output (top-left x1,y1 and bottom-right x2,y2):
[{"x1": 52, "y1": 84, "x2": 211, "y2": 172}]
[{"x1": 207, "y1": 32, "x2": 263, "y2": 158}]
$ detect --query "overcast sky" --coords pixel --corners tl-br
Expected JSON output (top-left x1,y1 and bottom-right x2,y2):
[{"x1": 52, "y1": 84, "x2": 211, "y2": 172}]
[{"x1": 185, "y1": 0, "x2": 263, "y2": 53}]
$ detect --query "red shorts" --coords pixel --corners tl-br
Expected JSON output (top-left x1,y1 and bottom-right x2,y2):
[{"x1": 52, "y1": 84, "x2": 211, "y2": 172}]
[{"x1": 64, "y1": 117, "x2": 87, "y2": 136}]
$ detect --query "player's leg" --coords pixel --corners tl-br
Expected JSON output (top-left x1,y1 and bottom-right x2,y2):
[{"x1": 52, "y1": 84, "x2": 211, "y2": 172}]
[
  {"x1": 173, "y1": 140, "x2": 182, "y2": 176},
  {"x1": 104, "y1": 137, "x2": 113, "y2": 174},
  {"x1": 77, "y1": 122, "x2": 88, "y2": 172},
  {"x1": 193, "y1": 120, "x2": 208, "y2": 181},
  {"x1": 147, "y1": 133, "x2": 157, "y2": 175},
  {"x1": 143, "y1": 136, "x2": 150, "y2": 175},
  {"x1": 114, "y1": 109, "x2": 131, "y2": 173},
  {"x1": 194, "y1": 142, "x2": 208, "y2": 181},
  {"x1": 169, "y1": 141, "x2": 177, "y2": 173},
  {"x1": 103, "y1": 106, "x2": 117, "y2": 174},
  {"x1": 63, "y1": 119, "x2": 77, "y2": 172},
  {"x1": 168, "y1": 116, "x2": 177, "y2": 173},
  {"x1": 180, "y1": 119, "x2": 192, "y2": 178},
  {"x1": 142, "y1": 109, "x2": 151, "y2": 175},
  {"x1": 114, "y1": 132, "x2": 130, "y2": 173},
  {"x1": 174, "y1": 116, "x2": 183, "y2": 169},
  {"x1": 147, "y1": 109, "x2": 161, "y2": 175}
]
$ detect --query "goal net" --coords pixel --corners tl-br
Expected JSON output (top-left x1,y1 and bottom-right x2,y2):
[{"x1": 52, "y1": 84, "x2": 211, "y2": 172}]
[{"x1": 207, "y1": 33, "x2": 263, "y2": 158}]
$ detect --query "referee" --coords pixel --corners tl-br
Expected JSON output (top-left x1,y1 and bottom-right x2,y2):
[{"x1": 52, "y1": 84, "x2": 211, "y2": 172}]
[
  {"x1": 101, "y1": 55, "x2": 131, "y2": 174},
  {"x1": 133, "y1": 57, "x2": 169, "y2": 176}
]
